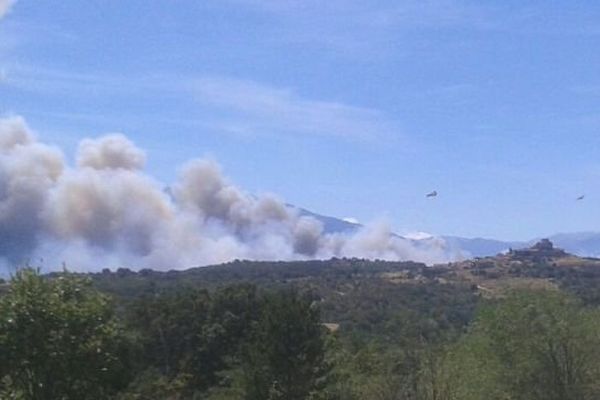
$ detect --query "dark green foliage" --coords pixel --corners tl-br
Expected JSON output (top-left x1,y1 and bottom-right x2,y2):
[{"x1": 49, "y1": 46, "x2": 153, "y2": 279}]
[
  {"x1": 449, "y1": 290, "x2": 600, "y2": 400},
  {"x1": 126, "y1": 284, "x2": 260, "y2": 396},
  {"x1": 87, "y1": 258, "x2": 478, "y2": 348},
  {"x1": 242, "y1": 289, "x2": 329, "y2": 400},
  {"x1": 4, "y1": 257, "x2": 600, "y2": 399},
  {"x1": 87, "y1": 259, "x2": 427, "y2": 300},
  {"x1": 0, "y1": 269, "x2": 131, "y2": 400}
]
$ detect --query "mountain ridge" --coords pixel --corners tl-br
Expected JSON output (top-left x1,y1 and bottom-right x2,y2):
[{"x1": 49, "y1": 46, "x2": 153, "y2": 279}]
[{"x1": 298, "y1": 207, "x2": 600, "y2": 259}]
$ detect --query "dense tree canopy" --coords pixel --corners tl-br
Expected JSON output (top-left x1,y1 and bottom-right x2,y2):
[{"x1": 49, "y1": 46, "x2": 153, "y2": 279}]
[
  {"x1": 0, "y1": 269, "x2": 131, "y2": 399},
  {"x1": 448, "y1": 290, "x2": 600, "y2": 400},
  {"x1": 3, "y1": 258, "x2": 600, "y2": 399},
  {"x1": 241, "y1": 289, "x2": 329, "y2": 400}
]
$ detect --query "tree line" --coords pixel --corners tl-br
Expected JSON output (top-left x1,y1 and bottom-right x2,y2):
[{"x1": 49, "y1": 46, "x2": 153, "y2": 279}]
[{"x1": 2, "y1": 268, "x2": 600, "y2": 399}]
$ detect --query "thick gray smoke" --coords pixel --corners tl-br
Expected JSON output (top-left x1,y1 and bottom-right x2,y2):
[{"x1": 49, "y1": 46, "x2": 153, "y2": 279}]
[
  {"x1": 0, "y1": 116, "x2": 458, "y2": 273},
  {"x1": 0, "y1": 117, "x2": 63, "y2": 262}
]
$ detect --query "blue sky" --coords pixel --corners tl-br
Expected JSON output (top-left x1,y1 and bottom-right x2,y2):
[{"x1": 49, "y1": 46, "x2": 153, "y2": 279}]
[{"x1": 1, "y1": 0, "x2": 600, "y2": 241}]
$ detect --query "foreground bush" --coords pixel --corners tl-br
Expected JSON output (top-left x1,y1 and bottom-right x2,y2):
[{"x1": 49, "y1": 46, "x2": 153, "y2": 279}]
[{"x1": 0, "y1": 269, "x2": 131, "y2": 400}]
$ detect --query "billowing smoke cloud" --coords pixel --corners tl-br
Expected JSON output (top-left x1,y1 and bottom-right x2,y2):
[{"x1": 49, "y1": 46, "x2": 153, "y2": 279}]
[
  {"x1": 0, "y1": 117, "x2": 63, "y2": 263},
  {"x1": 0, "y1": 0, "x2": 15, "y2": 20},
  {"x1": 0, "y1": 116, "x2": 459, "y2": 273},
  {"x1": 77, "y1": 134, "x2": 146, "y2": 171}
]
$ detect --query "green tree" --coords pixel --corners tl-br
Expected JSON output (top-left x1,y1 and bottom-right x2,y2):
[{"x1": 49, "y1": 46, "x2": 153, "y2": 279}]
[
  {"x1": 126, "y1": 284, "x2": 260, "y2": 396},
  {"x1": 242, "y1": 289, "x2": 330, "y2": 400},
  {"x1": 449, "y1": 289, "x2": 600, "y2": 400},
  {"x1": 0, "y1": 269, "x2": 131, "y2": 400}
]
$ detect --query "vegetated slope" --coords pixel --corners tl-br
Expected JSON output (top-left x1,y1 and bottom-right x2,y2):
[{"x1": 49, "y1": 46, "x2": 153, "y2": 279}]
[
  {"x1": 79, "y1": 239, "x2": 600, "y2": 343},
  {"x1": 4, "y1": 240, "x2": 600, "y2": 399},
  {"x1": 87, "y1": 258, "x2": 478, "y2": 344},
  {"x1": 445, "y1": 239, "x2": 600, "y2": 305}
]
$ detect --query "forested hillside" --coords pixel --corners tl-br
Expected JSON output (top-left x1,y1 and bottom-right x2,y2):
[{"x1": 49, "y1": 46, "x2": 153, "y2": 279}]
[{"x1": 3, "y1": 241, "x2": 600, "y2": 399}]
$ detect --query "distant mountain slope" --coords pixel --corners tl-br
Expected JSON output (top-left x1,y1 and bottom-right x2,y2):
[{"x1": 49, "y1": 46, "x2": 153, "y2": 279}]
[
  {"x1": 443, "y1": 233, "x2": 600, "y2": 259},
  {"x1": 548, "y1": 232, "x2": 600, "y2": 258},
  {"x1": 296, "y1": 207, "x2": 600, "y2": 259},
  {"x1": 441, "y1": 236, "x2": 526, "y2": 258},
  {"x1": 296, "y1": 207, "x2": 361, "y2": 233}
]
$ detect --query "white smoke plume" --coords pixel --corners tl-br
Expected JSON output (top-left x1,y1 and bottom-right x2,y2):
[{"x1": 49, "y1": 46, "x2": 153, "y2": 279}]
[
  {"x1": 0, "y1": 116, "x2": 458, "y2": 273},
  {"x1": 77, "y1": 134, "x2": 146, "y2": 171},
  {"x1": 0, "y1": 0, "x2": 15, "y2": 20}
]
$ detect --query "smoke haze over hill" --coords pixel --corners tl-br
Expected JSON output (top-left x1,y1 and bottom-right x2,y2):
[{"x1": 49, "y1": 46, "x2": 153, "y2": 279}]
[{"x1": 0, "y1": 116, "x2": 456, "y2": 273}]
